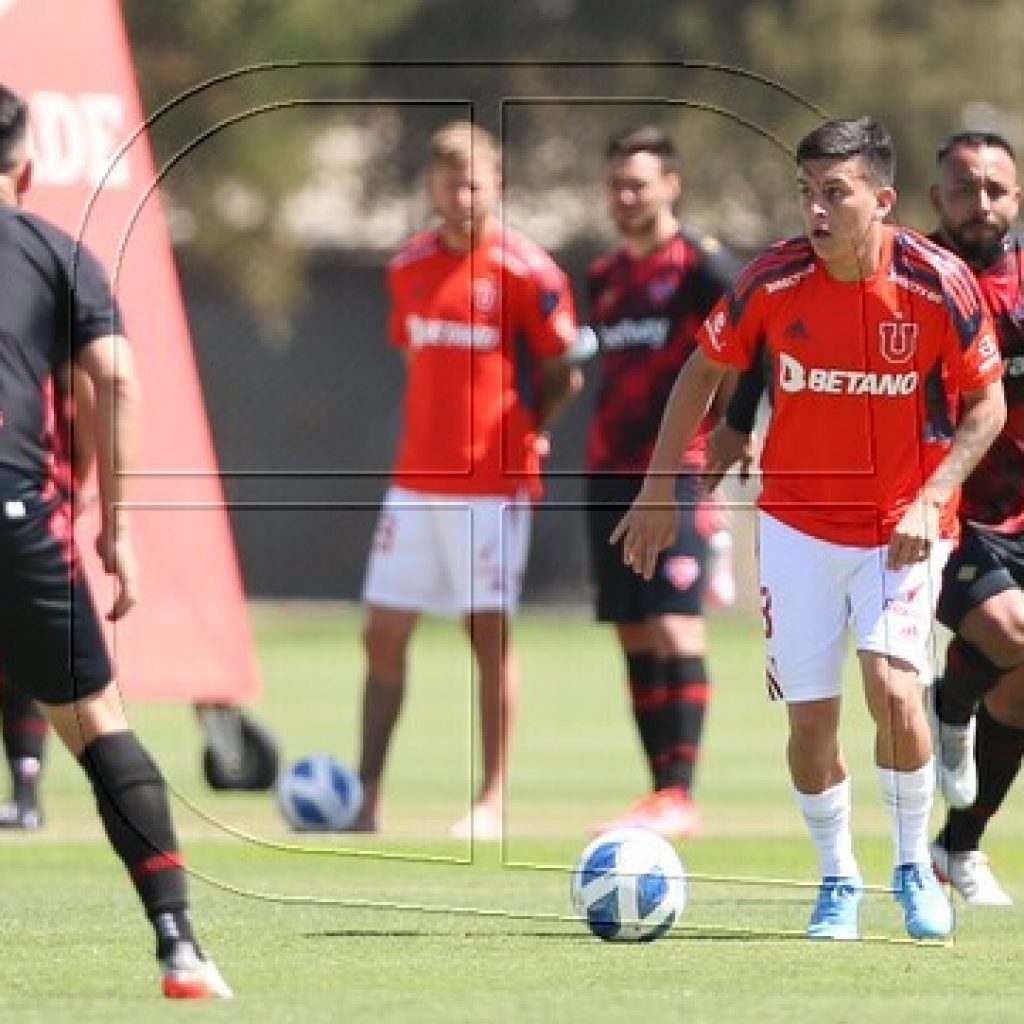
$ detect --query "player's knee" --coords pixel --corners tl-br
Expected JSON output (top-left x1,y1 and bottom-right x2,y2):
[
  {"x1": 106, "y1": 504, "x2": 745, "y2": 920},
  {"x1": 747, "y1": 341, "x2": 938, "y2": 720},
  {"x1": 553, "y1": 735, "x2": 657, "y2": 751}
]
[{"x1": 965, "y1": 596, "x2": 1024, "y2": 669}]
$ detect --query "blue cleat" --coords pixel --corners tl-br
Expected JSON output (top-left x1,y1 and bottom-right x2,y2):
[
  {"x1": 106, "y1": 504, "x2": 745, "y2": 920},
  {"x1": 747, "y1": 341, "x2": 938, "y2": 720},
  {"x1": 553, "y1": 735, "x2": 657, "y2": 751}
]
[
  {"x1": 893, "y1": 863, "x2": 953, "y2": 939},
  {"x1": 807, "y1": 876, "x2": 863, "y2": 940}
]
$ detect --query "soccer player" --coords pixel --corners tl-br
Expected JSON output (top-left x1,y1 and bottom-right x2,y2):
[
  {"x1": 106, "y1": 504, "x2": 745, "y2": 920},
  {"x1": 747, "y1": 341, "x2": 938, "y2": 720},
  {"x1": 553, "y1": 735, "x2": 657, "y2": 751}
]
[
  {"x1": 612, "y1": 117, "x2": 1006, "y2": 940},
  {"x1": 584, "y1": 126, "x2": 738, "y2": 837},
  {"x1": 0, "y1": 84, "x2": 230, "y2": 998},
  {"x1": 352, "y1": 120, "x2": 581, "y2": 838},
  {"x1": 0, "y1": 367, "x2": 94, "y2": 830},
  {"x1": 926, "y1": 131, "x2": 1023, "y2": 905}
]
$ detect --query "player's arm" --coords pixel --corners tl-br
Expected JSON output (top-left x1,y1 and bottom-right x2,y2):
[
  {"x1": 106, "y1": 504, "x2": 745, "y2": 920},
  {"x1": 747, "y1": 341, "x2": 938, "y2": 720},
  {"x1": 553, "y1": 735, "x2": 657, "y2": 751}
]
[
  {"x1": 534, "y1": 354, "x2": 583, "y2": 434},
  {"x1": 610, "y1": 347, "x2": 729, "y2": 580},
  {"x1": 69, "y1": 367, "x2": 96, "y2": 487},
  {"x1": 704, "y1": 355, "x2": 766, "y2": 490},
  {"x1": 888, "y1": 378, "x2": 1005, "y2": 569},
  {"x1": 75, "y1": 333, "x2": 141, "y2": 620}
]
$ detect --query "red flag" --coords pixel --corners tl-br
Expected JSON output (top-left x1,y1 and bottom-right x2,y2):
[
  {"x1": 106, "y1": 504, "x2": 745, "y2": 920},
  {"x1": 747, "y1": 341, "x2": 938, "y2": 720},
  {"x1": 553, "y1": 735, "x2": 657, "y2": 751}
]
[{"x1": 0, "y1": 0, "x2": 260, "y2": 702}]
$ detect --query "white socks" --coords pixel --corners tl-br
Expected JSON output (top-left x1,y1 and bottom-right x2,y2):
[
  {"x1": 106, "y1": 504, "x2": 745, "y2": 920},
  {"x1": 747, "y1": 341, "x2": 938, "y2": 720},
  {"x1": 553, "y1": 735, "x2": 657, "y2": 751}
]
[
  {"x1": 795, "y1": 778, "x2": 859, "y2": 879},
  {"x1": 877, "y1": 761, "x2": 934, "y2": 867}
]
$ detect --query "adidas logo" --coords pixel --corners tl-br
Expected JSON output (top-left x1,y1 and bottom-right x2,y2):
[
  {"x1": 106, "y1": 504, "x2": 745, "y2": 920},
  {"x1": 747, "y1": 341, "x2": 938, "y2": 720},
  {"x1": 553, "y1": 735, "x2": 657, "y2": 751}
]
[{"x1": 785, "y1": 318, "x2": 809, "y2": 340}]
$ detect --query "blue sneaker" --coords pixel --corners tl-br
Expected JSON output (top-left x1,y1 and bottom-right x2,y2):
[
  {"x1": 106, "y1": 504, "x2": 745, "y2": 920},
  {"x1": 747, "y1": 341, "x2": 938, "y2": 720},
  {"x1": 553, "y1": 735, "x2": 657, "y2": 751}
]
[
  {"x1": 807, "y1": 876, "x2": 863, "y2": 940},
  {"x1": 893, "y1": 863, "x2": 953, "y2": 939}
]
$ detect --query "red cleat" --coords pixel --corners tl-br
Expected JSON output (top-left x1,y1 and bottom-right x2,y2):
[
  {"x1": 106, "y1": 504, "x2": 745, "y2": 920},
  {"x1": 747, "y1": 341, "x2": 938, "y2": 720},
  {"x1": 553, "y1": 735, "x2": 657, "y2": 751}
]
[
  {"x1": 593, "y1": 787, "x2": 702, "y2": 839},
  {"x1": 160, "y1": 942, "x2": 233, "y2": 1000}
]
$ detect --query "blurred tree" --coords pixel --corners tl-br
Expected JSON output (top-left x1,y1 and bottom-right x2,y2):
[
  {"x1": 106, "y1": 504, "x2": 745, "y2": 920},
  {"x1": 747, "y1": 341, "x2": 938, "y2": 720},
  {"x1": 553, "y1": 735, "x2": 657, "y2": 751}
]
[{"x1": 121, "y1": 0, "x2": 1024, "y2": 327}]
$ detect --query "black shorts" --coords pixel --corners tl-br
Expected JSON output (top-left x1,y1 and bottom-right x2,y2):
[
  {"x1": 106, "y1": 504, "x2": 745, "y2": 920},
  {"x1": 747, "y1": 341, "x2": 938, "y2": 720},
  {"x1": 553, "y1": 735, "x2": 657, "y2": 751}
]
[
  {"x1": 585, "y1": 473, "x2": 709, "y2": 624},
  {"x1": 936, "y1": 523, "x2": 1024, "y2": 632},
  {"x1": 0, "y1": 479, "x2": 112, "y2": 705}
]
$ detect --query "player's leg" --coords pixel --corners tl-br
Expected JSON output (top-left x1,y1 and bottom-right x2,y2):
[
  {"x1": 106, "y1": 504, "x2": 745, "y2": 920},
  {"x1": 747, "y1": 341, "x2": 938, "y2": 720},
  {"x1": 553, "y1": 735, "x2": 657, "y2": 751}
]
[
  {"x1": 932, "y1": 661, "x2": 1024, "y2": 905},
  {"x1": 41, "y1": 683, "x2": 230, "y2": 998},
  {"x1": 931, "y1": 527, "x2": 1024, "y2": 808},
  {"x1": 758, "y1": 513, "x2": 862, "y2": 938},
  {"x1": 449, "y1": 495, "x2": 531, "y2": 840},
  {"x1": 584, "y1": 475, "x2": 662, "y2": 807},
  {"x1": 460, "y1": 609, "x2": 515, "y2": 837},
  {"x1": 357, "y1": 487, "x2": 445, "y2": 831},
  {"x1": 698, "y1": 492, "x2": 737, "y2": 610},
  {"x1": 0, "y1": 483, "x2": 229, "y2": 997},
  {"x1": 0, "y1": 679, "x2": 47, "y2": 828},
  {"x1": 853, "y1": 545, "x2": 951, "y2": 939},
  {"x1": 356, "y1": 605, "x2": 419, "y2": 831}
]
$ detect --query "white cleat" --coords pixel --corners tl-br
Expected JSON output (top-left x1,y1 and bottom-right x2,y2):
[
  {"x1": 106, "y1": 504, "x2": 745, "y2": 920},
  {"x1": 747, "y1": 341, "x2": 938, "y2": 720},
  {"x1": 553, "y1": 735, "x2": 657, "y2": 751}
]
[
  {"x1": 927, "y1": 685, "x2": 978, "y2": 809},
  {"x1": 160, "y1": 942, "x2": 234, "y2": 999},
  {"x1": 932, "y1": 843, "x2": 1013, "y2": 907}
]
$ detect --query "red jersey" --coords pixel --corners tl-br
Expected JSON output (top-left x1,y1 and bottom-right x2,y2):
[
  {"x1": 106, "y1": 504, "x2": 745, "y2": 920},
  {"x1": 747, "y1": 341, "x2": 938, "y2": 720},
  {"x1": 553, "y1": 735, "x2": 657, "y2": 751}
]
[
  {"x1": 387, "y1": 225, "x2": 576, "y2": 498},
  {"x1": 585, "y1": 232, "x2": 735, "y2": 473},
  {"x1": 941, "y1": 237, "x2": 1024, "y2": 533},
  {"x1": 696, "y1": 226, "x2": 1002, "y2": 547}
]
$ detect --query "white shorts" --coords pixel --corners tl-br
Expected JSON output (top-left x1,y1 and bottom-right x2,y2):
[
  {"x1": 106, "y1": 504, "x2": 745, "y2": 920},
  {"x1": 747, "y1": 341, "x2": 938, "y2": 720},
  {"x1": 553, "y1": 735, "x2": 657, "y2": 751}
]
[
  {"x1": 362, "y1": 486, "x2": 532, "y2": 616},
  {"x1": 757, "y1": 512, "x2": 951, "y2": 703}
]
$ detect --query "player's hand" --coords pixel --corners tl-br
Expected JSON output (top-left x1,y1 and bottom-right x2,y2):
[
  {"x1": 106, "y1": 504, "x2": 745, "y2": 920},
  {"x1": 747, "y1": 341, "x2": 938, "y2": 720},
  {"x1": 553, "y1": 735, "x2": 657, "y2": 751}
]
[
  {"x1": 887, "y1": 495, "x2": 941, "y2": 570},
  {"x1": 533, "y1": 431, "x2": 552, "y2": 459},
  {"x1": 609, "y1": 479, "x2": 678, "y2": 580},
  {"x1": 704, "y1": 422, "x2": 756, "y2": 492},
  {"x1": 95, "y1": 525, "x2": 139, "y2": 620}
]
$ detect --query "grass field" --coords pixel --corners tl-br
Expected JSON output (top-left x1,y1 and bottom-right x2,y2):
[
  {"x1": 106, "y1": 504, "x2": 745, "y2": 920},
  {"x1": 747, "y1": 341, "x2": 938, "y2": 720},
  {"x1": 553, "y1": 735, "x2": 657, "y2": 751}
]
[{"x1": 2, "y1": 604, "x2": 1024, "y2": 1022}]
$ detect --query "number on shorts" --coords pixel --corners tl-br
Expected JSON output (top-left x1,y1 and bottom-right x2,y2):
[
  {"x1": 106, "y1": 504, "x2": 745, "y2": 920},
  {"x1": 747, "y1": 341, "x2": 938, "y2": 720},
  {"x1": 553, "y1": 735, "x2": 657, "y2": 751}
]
[{"x1": 759, "y1": 585, "x2": 774, "y2": 639}]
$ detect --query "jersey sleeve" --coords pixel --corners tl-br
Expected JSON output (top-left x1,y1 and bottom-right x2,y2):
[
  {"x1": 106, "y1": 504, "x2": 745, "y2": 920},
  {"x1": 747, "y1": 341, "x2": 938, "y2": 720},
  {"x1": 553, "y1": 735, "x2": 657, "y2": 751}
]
[
  {"x1": 940, "y1": 264, "x2": 1003, "y2": 389},
  {"x1": 69, "y1": 243, "x2": 124, "y2": 353},
  {"x1": 516, "y1": 255, "x2": 577, "y2": 359},
  {"x1": 695, "y1": 286, "x2": 762, "y2": 370}
]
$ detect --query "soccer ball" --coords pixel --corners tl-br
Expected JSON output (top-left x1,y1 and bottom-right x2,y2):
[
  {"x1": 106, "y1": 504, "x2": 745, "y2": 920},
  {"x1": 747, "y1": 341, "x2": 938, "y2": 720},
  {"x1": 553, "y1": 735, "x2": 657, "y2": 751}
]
[
  {"x1": 276, "y1": 754, "x2": 363, "y2": 832},
  {"x1": 570, "y1": 827, "x2": 686, "y2": 942}
]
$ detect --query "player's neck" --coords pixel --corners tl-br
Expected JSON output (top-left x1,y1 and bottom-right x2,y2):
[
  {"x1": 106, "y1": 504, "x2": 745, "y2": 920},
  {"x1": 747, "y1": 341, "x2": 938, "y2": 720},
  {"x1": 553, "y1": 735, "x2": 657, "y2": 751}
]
[
  {"x1": 439, "y1": 215, "x2": 497, "y2": 253},
  {"x1": 822, "y1": 223, "x2": 887, "y2": 282},
  {"x1": 0, "y1": 179, "x2": 18, "y2": 206},
  {"x1": 621, "y1": 214, "x2": 678, "y2": 260}
]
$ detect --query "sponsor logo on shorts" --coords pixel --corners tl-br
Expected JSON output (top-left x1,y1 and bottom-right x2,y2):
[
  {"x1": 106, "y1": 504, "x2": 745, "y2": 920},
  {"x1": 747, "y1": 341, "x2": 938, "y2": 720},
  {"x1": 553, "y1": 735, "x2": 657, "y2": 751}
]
[{"x1": 663, "y1": 554, "x2": 699, "y2": 591}]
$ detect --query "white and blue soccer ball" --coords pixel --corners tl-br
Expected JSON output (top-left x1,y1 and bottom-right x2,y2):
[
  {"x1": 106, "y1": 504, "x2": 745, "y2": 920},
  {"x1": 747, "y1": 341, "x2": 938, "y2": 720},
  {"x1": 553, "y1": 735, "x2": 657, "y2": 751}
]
[
  {"x1": 570, "y1": 827, "x2": 686, "y2": 942},
  {"x1": 276, "y1": 754, "x2": 363, "y2": 832}
]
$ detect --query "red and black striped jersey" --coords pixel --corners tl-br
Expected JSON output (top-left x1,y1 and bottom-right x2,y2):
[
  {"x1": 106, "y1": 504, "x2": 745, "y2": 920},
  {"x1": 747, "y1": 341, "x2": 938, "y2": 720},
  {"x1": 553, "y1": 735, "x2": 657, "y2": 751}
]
[
  {"x1": 585, "y1": 231, "x2": 736, "y2": 473},
  {"x1": 933, "y1": 234, "x2": 1024, "y2": 533}
]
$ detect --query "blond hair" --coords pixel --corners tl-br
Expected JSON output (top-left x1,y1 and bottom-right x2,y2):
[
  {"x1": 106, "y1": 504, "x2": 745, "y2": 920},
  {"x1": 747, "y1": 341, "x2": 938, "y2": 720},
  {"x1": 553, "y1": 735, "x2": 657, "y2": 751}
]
[{"x1": 429, "y1": 120, "x2": 500, "y2": 170}]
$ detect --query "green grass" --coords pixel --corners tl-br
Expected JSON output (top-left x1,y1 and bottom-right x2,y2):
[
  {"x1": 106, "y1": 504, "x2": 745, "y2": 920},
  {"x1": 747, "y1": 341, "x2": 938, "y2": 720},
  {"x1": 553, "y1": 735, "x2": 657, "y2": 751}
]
[{"x1": 2, "y1": 604, "x2": 1023, "y2": 1022}]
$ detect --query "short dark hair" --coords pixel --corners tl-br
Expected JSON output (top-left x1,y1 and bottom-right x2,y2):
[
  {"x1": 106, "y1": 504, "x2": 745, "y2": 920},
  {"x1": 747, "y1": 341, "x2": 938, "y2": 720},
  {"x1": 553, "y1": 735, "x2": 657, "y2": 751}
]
[
  {"x1": 936, "y1": 130, "x2": 1016, "y2": 165},
  {"x1": 796, "y1": 116, "x2": 895, "y2": 186},
  {"x1": 0, "y1": 84, "x2": 28, "y2": 173},
  {"x1": 606, "y1": 125, "x2": 679, "y2": 174}
]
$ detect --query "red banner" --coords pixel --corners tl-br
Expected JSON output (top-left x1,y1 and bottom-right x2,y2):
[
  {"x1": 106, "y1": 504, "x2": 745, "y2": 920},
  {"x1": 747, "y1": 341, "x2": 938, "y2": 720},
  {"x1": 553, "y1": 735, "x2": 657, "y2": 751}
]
[{"x1": 0, "y1": 0, "x2": 261, "y2": 702}]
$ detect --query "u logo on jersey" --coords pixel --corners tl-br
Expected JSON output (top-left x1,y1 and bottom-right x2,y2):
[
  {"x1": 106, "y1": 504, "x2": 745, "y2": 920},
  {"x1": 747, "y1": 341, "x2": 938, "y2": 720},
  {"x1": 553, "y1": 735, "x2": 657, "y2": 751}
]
[
  {"x1": 472, "y1": 277, "x2": 497, "y2": 314},
  {"x1": 878, "y1": 321, "x2": 918, "y2": 364}
]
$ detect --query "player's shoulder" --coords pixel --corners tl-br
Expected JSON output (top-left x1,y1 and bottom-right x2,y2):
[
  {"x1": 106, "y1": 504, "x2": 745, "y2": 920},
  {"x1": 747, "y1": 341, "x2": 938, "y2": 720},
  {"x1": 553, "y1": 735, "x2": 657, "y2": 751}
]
[
  {"x1": 493, "y1": 227, "x2": 565, "y2": 283},
  {"x1": 731, "y1": 236, "x2": 816, "y2": 306},
  {"x1": 586, "y1": 244, "x2": 624, "y2": 282},
  {"x1": 679, "y1": 228, "x2": 743, "y2": 285},
  {"x1": 7, "y1": 208, "x2": 75, "y2": 261},
  {"x1": 892, "y1": 227, "x2": 976, "y2": 287},
  {"x1": 389, "y1": 228, "x2": 442, "y2": 272}
]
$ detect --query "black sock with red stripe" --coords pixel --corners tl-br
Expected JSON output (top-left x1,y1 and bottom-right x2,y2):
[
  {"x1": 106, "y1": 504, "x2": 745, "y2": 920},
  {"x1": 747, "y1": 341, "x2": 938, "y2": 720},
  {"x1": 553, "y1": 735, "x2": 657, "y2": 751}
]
[
  {"x1": 78, "y1": 731, "x2": 196, "y2": 958},
  {"x1": 0, "y1": 683, "x2": 47, "y2": 806},
  {"x1": 936, "y1": 703, "x2": 1024, "y2": 853},
  {"x1": 935, "y1": 639, "x2": 1007, "y2": 726},
  {"x1": 625, "y1": 652, "x2": 662, "y2": 789},
  {"x1": 655, "y1": 655, "x2": 709, "y2": 793}
]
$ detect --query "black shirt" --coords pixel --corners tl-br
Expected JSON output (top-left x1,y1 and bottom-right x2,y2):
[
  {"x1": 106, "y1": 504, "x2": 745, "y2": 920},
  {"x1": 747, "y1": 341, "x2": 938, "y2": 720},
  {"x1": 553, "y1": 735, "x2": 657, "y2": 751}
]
[{"x1": 0, "y1": 205, "x2": 122, "y2": 485}]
